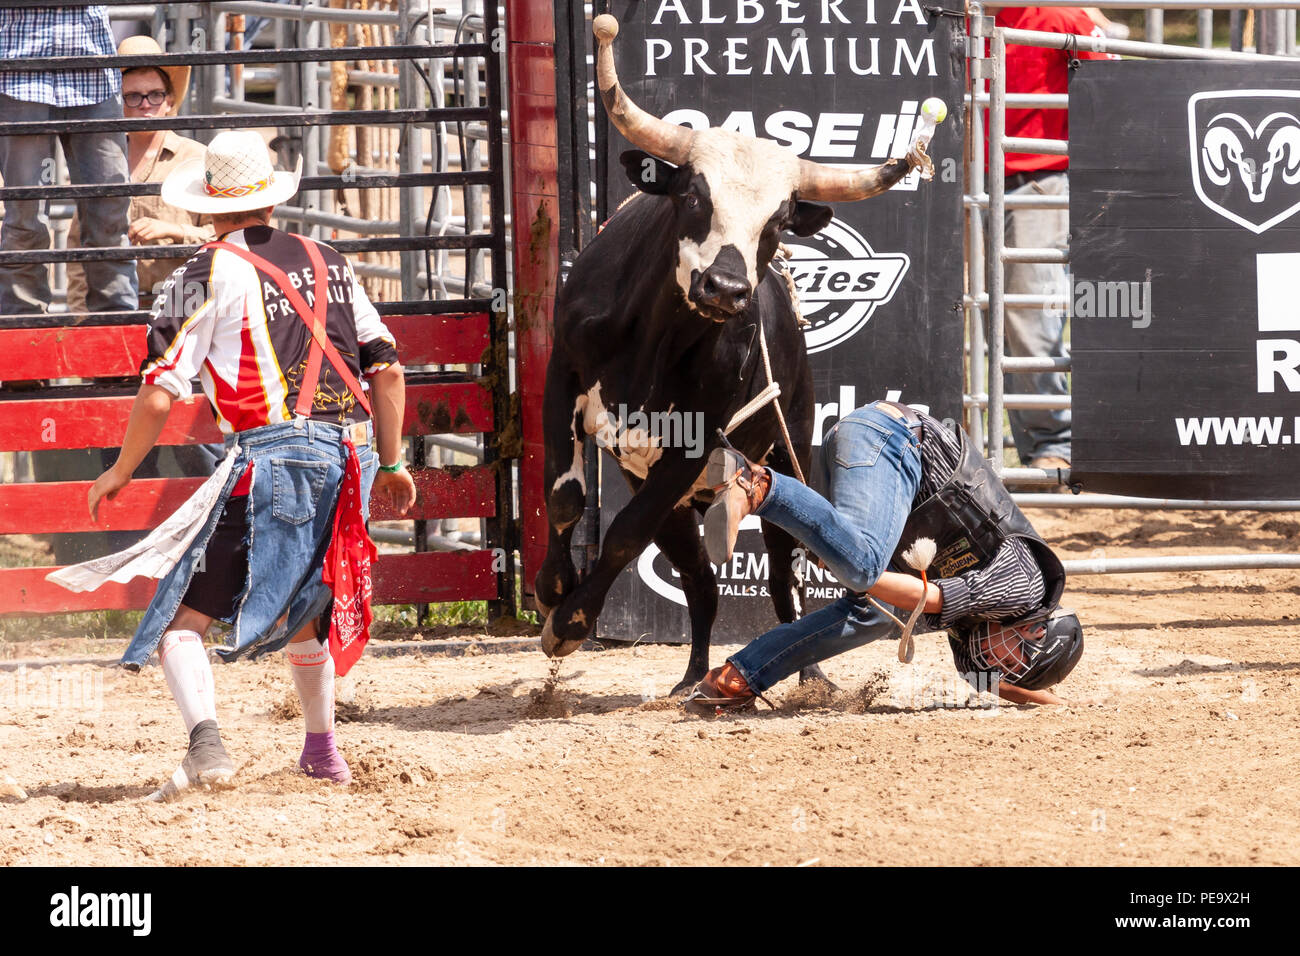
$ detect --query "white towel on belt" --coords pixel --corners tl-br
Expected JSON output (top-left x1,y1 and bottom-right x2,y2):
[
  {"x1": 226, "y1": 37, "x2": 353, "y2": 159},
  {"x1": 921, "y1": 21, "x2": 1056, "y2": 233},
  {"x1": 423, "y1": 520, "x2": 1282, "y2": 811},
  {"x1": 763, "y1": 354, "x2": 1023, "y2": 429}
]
[{"x1": 45, "y1": 448, "x2": 241, "y2": 593}]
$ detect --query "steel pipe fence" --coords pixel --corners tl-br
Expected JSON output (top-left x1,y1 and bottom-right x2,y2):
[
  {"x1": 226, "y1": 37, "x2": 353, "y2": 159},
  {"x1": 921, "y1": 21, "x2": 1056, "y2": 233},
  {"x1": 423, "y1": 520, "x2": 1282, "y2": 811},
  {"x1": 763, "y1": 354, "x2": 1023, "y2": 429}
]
[
  {"x1": 967, "y1": 2, "x2": 1300, "y2": 578},
  {"x1": 1018, "y1": 494, "x2": 1300, "y2": 510},
  {"x1": 0, "y1": 44, "x2": 489, "y2": 73},
  {"x1": 0, "y1": 0, "x2": 515, "y2": 615},
  {"x1": 1065, "y1": 554, "x2": 1300, "y2": 574}
]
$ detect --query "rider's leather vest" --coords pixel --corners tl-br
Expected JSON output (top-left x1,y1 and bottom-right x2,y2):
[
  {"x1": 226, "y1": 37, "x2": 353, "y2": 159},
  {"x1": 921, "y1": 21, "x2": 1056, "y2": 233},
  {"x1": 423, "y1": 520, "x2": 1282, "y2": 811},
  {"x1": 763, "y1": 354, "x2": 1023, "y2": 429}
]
[{"x1": 889, "y1": 418, "x2": 1065, "y2": 621}]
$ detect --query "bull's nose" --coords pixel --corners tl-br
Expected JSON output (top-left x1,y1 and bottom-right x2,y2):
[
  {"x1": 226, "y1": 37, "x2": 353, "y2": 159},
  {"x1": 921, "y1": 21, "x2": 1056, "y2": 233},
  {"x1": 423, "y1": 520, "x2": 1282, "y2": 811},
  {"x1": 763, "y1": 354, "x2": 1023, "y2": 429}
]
[{"x1": 694, "y1": 269, "x2": 751, "y2": 314}]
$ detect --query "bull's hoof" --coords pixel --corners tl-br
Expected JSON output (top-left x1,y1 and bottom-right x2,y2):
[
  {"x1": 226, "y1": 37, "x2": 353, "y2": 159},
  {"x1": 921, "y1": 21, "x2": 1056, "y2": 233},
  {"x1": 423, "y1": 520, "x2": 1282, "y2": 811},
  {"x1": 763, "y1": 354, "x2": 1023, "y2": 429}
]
[
  {"x1": 533, "y1": 593, "x2": 553, "y2": 620},
  {"x1": 670, "y1": 672, "x2": 706, "y2": 698},
  {"x1": 798, "y1": 664, "x2": 837, "y2": 691},
  {"x1": 539, "y1": 614, "x2": 584, "y2": 659}
]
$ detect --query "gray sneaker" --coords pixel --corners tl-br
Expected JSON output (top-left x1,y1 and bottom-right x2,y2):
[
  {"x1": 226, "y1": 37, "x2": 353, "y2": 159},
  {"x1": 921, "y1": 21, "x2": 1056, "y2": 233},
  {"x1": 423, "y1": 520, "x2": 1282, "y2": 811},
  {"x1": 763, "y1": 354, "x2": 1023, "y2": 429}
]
[{"x1": 149, "y1": 719, "x2": 236, "y2": 802}]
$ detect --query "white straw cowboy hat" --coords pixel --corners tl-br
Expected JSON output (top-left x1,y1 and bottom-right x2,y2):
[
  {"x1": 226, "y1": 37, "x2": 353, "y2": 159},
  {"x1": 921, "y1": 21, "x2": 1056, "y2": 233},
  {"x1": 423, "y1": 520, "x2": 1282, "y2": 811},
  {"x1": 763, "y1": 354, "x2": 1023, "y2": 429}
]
[
  {"x1": 118, "y1": 35, "x2": 190, "y2": 115},
  {"x1": 162, "y1": 129, "x2": 302, "y2": 215}
]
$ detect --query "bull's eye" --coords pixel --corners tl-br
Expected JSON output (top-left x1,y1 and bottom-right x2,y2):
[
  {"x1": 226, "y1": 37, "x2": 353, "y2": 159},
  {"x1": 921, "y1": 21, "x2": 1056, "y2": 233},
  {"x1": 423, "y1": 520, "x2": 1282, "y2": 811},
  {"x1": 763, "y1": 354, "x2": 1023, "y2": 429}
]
[{"x1": 684, "y1": 194, "x2": 700, "y2": 210}]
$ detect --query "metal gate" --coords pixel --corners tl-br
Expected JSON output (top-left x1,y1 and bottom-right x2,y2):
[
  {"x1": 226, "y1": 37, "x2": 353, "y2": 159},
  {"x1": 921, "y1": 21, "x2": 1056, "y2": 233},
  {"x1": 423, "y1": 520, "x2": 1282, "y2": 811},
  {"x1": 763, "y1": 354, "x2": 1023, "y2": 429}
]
[
  {"x1": 968, "y1": 0, "x2": 1300, "y2": 578},
  {"x1": 0, "y1": 0, "x2": 517, "y2": 617}
]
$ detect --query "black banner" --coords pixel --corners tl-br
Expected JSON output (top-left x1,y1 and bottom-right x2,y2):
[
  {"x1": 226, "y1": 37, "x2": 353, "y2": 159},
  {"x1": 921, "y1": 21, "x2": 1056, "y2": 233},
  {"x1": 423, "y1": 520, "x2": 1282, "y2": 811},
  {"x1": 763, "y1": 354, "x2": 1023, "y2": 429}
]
[
  {"x1": 0, "y1": 864, "x2": 1282, "y2": 936},
  {"x1": 594, "y1": 1, "x2": 966, "y2": 643},
  {"x1": 1070, "y1": 61, "x2": 1300, "y2": 499}
]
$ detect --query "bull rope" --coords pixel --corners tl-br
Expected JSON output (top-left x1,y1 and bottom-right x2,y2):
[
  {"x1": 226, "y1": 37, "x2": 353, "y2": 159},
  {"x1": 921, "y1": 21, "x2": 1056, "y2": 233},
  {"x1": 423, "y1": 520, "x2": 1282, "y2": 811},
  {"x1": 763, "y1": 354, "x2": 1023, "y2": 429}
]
[
  {"x1": 722, "y1": 260, "x2": 806, "y2": 485},
  {"x1": 758, "y1": 319, "x2": 806, "y2": 486}
]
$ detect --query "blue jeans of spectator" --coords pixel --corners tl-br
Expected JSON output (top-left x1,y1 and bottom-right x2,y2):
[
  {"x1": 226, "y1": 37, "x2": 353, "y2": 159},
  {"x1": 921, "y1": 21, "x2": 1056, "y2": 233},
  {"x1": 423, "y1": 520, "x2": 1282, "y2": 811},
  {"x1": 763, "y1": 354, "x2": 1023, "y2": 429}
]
[
  {"x1": 729, "y1": 404, "x2": 921, "y2": 694},
  {"x1": 0, "y1": 92, "x2": 136, "y2": 314},
  {"x1": 1002, "y1": 171, "x2": 1071, "y2": 463}
]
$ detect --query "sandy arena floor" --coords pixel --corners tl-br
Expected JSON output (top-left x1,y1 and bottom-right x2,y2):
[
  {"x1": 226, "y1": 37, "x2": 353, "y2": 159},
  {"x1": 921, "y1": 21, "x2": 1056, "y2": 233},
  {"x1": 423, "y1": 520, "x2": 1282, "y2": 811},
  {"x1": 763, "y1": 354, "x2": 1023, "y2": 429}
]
[{"x1": 2, "y1": 507, "x2": 1298, "y2": 866}]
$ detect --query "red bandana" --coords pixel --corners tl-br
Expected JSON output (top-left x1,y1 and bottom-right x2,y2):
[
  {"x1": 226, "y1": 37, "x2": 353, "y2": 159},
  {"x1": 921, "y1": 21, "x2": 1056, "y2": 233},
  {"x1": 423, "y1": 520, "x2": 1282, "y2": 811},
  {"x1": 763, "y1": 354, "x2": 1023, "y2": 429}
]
[{"x1": 322, "y1": 440, "x2": 378, "y2": 676}]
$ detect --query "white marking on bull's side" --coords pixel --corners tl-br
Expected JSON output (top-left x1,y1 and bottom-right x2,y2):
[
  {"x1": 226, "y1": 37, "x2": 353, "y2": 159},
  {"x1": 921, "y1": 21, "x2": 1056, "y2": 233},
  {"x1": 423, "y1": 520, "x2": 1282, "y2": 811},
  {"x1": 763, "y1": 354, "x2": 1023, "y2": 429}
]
[
  {"x1": 550, "y1": 394, "x2": 588, "y2": 529},
  {"x1": 581, "y1": 381, "x2": 665, "y2": 480},
  {"x1": 673, "y1": 130, "x2": 803, "y2": 306},
  {"x1": 582, "y1": 381, "x2": 624, "y2": 461}
]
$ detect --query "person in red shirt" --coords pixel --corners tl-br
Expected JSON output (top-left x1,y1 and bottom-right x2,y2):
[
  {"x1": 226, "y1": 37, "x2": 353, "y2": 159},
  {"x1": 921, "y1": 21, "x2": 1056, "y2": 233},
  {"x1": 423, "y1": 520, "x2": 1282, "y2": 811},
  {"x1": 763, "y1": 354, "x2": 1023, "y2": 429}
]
[{"x1": 992, "y1": 8, "x2": 1116, "y2": 475}]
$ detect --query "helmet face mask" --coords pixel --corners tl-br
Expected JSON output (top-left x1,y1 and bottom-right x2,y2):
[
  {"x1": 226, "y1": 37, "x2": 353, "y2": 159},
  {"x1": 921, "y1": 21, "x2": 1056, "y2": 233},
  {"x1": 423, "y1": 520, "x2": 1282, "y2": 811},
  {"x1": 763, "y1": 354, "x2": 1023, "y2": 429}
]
[
  {"x1": 976, "y1": 621, "x2": 1032, "y2": 676},
  {"x1": 962, "y1": 608, "x2": 1084, "y2": 691}
]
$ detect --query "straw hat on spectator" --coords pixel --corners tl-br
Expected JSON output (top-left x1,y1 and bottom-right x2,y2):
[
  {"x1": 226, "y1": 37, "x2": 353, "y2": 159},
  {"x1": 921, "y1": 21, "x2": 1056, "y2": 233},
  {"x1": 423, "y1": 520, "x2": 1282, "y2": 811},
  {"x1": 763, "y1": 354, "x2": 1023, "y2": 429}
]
[
  {"x1": 162, "y1": 129, "x2": 302, "y2": 215},
  {"x1": 118, "y1": 35, "x2": 190, "y2": 115}
]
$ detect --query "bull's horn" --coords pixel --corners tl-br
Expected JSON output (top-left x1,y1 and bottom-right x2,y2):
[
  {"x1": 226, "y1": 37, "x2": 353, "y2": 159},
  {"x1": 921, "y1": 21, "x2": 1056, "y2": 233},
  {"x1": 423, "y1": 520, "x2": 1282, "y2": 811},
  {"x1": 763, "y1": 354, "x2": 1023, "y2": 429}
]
[
  {"x1": 593, "y1": 14, "x2": 692, "y2": 166},
  {"x1": 795, "y1": 157, "x2": 905, "y2": 203}
]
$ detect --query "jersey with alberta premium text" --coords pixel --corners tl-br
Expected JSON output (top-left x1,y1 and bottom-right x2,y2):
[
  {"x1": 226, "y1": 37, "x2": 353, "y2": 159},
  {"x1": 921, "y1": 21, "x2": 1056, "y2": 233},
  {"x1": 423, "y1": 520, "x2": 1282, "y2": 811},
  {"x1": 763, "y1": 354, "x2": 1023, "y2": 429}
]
[{"x1": 140, "y1": 225, "x2": 398, "y2": 433}]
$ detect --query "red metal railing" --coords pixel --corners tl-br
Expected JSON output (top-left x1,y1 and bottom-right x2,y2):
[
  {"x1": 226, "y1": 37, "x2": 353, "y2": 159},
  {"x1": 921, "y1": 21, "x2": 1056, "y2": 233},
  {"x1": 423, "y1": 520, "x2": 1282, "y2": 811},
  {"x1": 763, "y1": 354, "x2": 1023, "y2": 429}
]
[{"x1": 0, "y1": 314, "x2": 500, "y2": 615}]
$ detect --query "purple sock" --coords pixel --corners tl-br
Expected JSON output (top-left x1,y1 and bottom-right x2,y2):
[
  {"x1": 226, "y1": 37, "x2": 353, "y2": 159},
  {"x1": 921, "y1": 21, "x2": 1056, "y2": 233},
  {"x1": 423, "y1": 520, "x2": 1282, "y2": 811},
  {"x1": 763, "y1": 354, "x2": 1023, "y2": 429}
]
[{"x1": 299, "y1": 730, "x2": 351, "y2": 784}]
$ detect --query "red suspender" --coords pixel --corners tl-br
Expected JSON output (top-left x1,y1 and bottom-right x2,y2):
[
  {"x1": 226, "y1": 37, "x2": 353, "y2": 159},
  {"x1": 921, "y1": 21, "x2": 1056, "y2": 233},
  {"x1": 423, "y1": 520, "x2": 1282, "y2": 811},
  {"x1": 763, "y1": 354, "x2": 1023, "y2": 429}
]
[
  {"x1": 203, "y1": 235, "x2": 374, "y2": 418},
  {"x1": 294, "y1": 239, "x2": 328, "y2": 418}
]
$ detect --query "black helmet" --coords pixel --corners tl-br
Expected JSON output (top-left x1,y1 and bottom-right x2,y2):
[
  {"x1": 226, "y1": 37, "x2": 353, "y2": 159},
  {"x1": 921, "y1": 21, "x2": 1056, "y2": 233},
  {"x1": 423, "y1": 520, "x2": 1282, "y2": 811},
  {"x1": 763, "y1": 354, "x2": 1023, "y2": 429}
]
[{"x1": 958, "y1": 608, "x2": 1083, "y2": 690}]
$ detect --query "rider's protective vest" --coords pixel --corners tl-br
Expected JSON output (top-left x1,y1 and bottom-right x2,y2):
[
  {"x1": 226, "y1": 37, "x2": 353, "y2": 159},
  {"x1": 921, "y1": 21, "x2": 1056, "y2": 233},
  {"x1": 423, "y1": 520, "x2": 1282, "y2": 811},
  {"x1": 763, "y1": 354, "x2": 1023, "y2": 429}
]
[{"x1": 890, "y1": 423, "x2": 1065, "y2": 623}]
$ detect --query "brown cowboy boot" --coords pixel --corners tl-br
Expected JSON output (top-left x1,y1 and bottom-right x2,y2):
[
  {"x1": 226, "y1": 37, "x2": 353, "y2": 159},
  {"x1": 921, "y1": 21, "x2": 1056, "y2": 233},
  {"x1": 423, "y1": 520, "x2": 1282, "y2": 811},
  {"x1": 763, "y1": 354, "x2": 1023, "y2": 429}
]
[
  {"x1": 703, "y1": 447, "x2": 771, "y2": 566},
  {"x1": 682, "y1": 662, "x2": 759, "y2": 716}
]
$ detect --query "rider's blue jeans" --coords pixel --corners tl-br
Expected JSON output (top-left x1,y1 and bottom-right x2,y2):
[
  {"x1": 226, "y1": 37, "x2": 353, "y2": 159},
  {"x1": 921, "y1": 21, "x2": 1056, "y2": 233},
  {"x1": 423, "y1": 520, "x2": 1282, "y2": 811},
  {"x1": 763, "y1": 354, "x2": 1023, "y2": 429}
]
[{"x1": 729, "y1": 403, "x2": 921, "y2": 693}]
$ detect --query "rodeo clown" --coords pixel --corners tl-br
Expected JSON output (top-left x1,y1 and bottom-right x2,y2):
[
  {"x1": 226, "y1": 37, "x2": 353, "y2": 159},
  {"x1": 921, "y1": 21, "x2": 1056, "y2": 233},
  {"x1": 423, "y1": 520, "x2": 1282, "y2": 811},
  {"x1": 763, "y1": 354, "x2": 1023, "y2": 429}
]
[
  {"x1": 684, "y1": 401, "x2": 1083, "y2": 713},
  {"x1": 49, "y1": 130, "x2": 416, "y2": 797}
]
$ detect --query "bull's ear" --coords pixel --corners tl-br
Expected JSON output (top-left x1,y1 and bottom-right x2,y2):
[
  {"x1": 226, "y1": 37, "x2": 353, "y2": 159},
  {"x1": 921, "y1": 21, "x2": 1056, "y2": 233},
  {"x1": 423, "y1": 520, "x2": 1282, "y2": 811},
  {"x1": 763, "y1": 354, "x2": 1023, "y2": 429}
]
[
  {"x1": 788, "y1": 200, "x2": 834, "y2": 236},
  {"x1": 621, "y1": 150, "x2": 687, "y2": 195}
]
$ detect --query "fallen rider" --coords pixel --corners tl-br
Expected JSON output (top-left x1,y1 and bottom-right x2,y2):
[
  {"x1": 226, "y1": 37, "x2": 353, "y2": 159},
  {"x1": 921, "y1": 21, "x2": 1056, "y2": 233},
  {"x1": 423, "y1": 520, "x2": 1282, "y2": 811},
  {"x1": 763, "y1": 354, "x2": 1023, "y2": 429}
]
[{"x1": 684, "y1": 400, "x2": 1083, "y2": 714}]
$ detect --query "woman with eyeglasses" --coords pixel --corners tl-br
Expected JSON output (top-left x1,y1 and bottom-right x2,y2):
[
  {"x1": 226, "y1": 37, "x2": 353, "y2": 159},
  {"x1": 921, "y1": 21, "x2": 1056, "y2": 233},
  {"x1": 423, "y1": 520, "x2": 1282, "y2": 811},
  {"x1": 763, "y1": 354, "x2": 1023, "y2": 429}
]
[
  {"x1": 65, "y1": 35, "x2": 218, "y2": 560},
  {"x1": 67, "y1": 35, "x2": 214, "y2": 312}
]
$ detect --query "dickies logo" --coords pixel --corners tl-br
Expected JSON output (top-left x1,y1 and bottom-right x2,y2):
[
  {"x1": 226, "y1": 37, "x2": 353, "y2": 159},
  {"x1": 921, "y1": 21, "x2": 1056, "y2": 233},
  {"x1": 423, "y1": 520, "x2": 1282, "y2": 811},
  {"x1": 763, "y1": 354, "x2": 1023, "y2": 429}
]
[
  {"x1": 1189, "y1": 90, "x2": 1300, "y2": 234},
  {"x1": 783, "y1": 218, "x2": 909, "y2": 355}
]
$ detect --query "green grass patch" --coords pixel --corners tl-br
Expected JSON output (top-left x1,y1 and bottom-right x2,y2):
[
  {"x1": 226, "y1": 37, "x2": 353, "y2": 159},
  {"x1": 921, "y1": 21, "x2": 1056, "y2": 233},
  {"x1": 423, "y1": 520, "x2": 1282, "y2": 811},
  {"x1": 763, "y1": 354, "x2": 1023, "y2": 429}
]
[
  {"x1": 373, "y1": 600, "x2": 489, "y2": 627},
  {"x1": 372, "y1": 567, "x2": 542, "y2": 629},
  {"x1": 0, "y1": 608, "x2": 144, "y2": 644}
]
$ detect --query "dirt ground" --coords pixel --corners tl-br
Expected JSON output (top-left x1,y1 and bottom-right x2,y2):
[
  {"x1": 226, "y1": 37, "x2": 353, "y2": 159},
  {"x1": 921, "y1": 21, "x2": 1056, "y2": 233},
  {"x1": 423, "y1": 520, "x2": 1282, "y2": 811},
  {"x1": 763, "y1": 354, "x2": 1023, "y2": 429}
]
[{"x1": 2, "y1": 506, "x2": 1298, "y2": 866}]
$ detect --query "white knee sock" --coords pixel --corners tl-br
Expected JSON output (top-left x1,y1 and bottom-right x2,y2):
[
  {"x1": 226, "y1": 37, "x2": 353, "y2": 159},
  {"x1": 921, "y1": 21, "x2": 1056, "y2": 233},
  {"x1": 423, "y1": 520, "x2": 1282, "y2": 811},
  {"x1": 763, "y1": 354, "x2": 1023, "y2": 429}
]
[
  {"x1": 286, "y1": 640, "x2": 334, "y2": 734},
  {"x1": 158, "y1": 630, "x2": 217, "y2": 733}
]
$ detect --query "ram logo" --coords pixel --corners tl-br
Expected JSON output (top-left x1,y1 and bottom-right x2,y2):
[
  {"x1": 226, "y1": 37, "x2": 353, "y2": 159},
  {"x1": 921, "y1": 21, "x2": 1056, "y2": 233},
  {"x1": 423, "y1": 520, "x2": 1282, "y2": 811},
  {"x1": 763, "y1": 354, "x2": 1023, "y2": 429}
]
[{"x1": 1189, "y1": 90, "x2": 1300, "y2": 234}]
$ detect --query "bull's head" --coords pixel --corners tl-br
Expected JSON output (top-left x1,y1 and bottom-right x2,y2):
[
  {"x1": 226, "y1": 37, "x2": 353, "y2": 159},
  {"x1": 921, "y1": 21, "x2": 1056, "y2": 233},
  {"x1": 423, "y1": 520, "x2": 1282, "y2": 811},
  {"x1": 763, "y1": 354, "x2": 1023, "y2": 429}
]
[
  {"x1": 1203, "y1": 112, "x2": 1300, "y2": 204},
  {"x1": 594, "y1": 14, "x2": 928, "y2": 322}
]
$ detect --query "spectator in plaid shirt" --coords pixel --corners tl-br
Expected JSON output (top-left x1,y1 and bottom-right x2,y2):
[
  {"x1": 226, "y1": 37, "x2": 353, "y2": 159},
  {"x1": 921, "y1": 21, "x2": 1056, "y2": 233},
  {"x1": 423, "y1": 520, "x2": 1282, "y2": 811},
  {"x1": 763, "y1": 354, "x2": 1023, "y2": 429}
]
[{"x1": 0, "y1": 4, "x2": 136, "y2": 315}]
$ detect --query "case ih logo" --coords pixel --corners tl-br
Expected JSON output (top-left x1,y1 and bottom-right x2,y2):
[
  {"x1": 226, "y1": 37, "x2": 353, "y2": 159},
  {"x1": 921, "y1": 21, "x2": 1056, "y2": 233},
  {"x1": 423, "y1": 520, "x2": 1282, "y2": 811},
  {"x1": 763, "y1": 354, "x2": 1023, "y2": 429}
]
[
  {"x1": 1189, "y1": 90, "x2": 1300, "y2": 234},
  {"x1": 783, "y1": 218, "x2": 909, "y2": 354}
]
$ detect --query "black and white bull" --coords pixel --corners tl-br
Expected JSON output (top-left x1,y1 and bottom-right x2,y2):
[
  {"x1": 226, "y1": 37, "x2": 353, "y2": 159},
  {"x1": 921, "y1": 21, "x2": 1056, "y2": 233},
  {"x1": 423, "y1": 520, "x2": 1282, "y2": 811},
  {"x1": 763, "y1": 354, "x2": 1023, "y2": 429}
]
[{"x1": 535, "y1": 14, "x2": 934, "y2": 694}]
